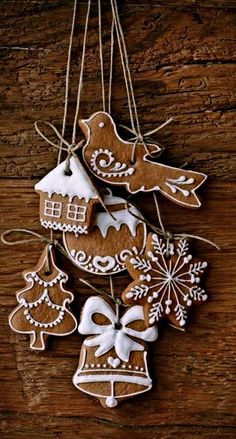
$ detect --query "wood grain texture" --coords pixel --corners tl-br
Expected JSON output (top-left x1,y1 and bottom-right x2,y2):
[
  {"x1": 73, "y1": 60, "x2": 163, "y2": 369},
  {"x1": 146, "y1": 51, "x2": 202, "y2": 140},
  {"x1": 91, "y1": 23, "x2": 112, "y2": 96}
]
[{"x1": 0, "y1": 1, "x2": 235, "y2": 438}]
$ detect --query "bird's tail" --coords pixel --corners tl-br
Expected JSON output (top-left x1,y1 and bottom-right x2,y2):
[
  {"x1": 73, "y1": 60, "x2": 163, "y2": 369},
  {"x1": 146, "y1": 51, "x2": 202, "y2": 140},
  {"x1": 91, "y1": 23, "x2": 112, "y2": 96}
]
[{"x1": 155, "y1": 163, "x2": 207, "y2": 208}]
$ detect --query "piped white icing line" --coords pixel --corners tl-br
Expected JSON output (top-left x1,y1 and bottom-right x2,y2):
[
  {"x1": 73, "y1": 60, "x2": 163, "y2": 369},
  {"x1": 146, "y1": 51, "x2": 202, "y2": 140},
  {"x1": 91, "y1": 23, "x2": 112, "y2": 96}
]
[
  {"x1": 73, "y1": 347, "x2": 152, "y2": 408},
  {"x1": 94, "y1": 206, "x2": 141, "y2": 238},
  {"x1": 94, "y1": 191, "x2": 143, "y2": 237},
  {"x1": 35, "y1": 156, "x2": 98, "y2": 202},
  {"x1": 40, "y1": 219, "x2": 88, "y2": 234},
  {"x1": 78, "y1": 296, "x2": 158, "y2": 362}
]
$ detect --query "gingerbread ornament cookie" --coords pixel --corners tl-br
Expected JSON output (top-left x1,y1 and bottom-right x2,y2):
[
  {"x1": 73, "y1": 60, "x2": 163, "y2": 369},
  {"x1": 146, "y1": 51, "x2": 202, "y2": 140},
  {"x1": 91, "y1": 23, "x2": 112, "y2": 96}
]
[
  {"x1": 9, "y1": 244, "x2": 77, "y2": 350},
  {"x1": 35, "y1": 155, "x2": 100, "y2": 234},
  {"x1": 122, "y1": 233, "x2": 208, "y2": 328},
  {"x1": 73, "y1": 296, "x2": 158, "y2": 407},
  {"x1": 63, "y1": 189, "x2": 147, "y2": 275},
  {"x1": 81, "y1": 111, "x2": 207, "y2": 208}
]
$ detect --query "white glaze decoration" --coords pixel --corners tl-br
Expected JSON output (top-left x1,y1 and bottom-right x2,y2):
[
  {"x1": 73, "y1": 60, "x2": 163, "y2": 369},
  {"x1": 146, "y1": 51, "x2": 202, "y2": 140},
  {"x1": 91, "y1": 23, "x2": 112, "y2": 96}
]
[
  {"x1": 35, "y1": 156, "x2": 98, "y2": 202},
  {"x1": 78, "y1": 296, "x2": 158, "y2": 362}
]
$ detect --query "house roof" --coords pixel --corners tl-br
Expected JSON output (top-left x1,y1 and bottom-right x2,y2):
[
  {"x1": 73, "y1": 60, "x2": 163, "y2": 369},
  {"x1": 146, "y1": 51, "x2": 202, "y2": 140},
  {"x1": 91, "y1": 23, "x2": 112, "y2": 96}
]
[{"x1": 35, "y1": 156, "x2": 98, "y2": 202}]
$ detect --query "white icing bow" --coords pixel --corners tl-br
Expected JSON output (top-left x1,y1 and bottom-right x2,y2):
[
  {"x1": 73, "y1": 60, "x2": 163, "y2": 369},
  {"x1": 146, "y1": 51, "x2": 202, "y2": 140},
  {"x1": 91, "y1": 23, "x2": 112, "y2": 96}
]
[{"x1": 78, "y1": 296, "x2": 158, "y2": 362}]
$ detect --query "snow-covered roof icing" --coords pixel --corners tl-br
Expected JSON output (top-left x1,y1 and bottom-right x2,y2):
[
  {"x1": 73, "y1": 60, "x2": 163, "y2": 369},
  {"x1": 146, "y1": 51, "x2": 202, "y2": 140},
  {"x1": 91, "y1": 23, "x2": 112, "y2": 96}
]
[
  {"x1": 35, "y1": 156, "x2": 98, "y2": 202},
  {"x1": 94, "y1": 191, "x2": 143, "y2": 238}
]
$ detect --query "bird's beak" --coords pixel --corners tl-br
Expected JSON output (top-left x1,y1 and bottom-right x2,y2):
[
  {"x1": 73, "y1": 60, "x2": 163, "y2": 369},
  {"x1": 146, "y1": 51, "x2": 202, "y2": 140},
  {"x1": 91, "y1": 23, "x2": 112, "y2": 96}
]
[{"x1": 79, "y1": 118, "x2": 89, "y2": 137}]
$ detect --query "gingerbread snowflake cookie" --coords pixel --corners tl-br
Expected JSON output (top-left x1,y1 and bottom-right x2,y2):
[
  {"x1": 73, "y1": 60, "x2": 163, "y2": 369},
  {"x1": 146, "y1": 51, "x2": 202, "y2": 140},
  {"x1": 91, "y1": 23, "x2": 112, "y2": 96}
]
[
  {"x1": 122, "y1": 233, "x2": 208, "y2": 328},
  {"x1": 73, "y1": 296, "x2": 157, "y2": 407},
  {"x1": 9, "y1": 244, "x2": 77, "y2": 350}
]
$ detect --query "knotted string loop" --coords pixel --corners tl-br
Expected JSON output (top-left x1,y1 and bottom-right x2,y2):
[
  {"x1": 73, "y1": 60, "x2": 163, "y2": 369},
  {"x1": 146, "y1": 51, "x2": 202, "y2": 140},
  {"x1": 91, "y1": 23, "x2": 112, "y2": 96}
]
[{"x1": 125, "y1": 202, "x2": 220, "y2": 251}]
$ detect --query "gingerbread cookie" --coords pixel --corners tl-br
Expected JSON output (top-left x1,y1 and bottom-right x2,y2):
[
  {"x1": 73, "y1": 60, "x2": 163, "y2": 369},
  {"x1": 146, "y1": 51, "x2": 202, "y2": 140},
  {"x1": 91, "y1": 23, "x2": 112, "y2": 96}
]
[
  {"x1": 63, "y1": 189, "x2": 147, "y2": 275},
  {"x1": 35, "y1": 155, "x2": 100, "y2": 234},
  {"x1": 122, "y1": 233, "x2": 208, "y2": 328},
  {"x1": 73, "y1": 296, "x2": 158, "y2": 407},
  {"x1": 81, "y1": 111, "x2": 207, "y2": 208},
  {"x1": 9, "y1": 244, "x2": 77, "y2": 350}
]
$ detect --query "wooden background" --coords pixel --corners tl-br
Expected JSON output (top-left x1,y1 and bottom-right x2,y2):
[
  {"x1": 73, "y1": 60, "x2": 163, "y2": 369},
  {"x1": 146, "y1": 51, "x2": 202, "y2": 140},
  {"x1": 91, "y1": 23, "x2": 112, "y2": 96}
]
[{"x1": 0, "y1": 1, "x2": 235, "y2": 438}]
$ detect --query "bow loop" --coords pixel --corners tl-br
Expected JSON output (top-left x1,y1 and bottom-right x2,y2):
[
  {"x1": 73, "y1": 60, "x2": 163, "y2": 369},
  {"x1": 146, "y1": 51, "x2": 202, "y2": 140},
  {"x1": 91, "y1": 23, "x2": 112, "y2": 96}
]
[{"x1": 78, "y1": 296, "x2": 158, "y2": 362}]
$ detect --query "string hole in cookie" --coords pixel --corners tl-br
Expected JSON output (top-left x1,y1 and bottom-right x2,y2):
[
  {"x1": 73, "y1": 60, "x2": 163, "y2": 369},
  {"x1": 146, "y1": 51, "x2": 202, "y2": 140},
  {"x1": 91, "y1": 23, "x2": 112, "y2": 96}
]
[
  {"x1": 64, "y1": 169, "x2": 73, "y2": 176},
  {"x1": 114, "y1": 321, "x2": 122, "y2": 330}
]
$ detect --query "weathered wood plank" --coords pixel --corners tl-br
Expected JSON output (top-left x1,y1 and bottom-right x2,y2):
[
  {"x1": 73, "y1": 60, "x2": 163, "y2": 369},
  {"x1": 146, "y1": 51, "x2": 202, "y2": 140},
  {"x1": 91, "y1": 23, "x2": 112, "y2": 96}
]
[
  {"x1": 1, "y1": 414, "x2": 236, "y2": 439},
  {"x1": 0, "y1": 179, "x2": 235, "y2": 428},
  {"x1": 0, "y1": 4, "x2": 235, "y2": 178},
  {"x1": 0, "y1": 1, "x2": 235, "y2": 438}
]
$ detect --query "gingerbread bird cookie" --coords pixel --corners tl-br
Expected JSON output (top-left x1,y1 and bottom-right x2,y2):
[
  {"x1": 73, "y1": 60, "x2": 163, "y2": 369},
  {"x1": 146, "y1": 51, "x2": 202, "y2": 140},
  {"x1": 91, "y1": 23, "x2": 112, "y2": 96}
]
[{"x1": 81, "y1": 112, "x2": 207, "y2": 208}]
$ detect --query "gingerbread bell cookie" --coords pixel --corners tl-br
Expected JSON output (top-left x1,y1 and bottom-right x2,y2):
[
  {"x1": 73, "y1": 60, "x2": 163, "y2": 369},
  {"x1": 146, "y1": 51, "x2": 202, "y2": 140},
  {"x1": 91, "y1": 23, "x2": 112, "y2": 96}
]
[
  {"x1": 81, "y1": 111, "x2": 207, "y2": 208},
  {"x1": 63, "y1": 189, "x2": 147, "y2": 275},
  {"x1": 9, "y1": 244, "x2": 77, "y2": 350},
  {"x1": 73, "y1": 296, "x2": 158, "y2": 407},
  {"x1": 35, "y1": 155, "x2": 100, "y2": 234},
  {"x1": 122, "y1": 233, "x2": 208, "y2": 328}
]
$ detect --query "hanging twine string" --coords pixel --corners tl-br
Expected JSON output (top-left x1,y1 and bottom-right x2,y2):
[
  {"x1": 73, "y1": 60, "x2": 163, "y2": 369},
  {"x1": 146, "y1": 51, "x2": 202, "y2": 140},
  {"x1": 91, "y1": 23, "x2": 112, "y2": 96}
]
[
  {"x1": 125, "y1": 195, "x2": 220, "y2": 251},
  {"x1": 35, "y1": 0, "x2": 91, "y2": 165},
  {"x1": 108, "y1": 16, "x2": 115, "y2": 115},
  {"x1": 79, "y1": 277, "x2": 125, "y2": 308},
  {"x1": 0, "y1": 228, "x2": 91, "y2": 272},
  {"x1": 98, "y1": 0, "x2": 106, "y2": 112},
  {"x1": 110, "y1": 0, "x2": 172, "y2": 162},
  {"x1": 72, "y1": 0, "x2": 91, "y2": 144},
  {"x1": 58, "y1": 0, "x2": 78, "y2": 165}
]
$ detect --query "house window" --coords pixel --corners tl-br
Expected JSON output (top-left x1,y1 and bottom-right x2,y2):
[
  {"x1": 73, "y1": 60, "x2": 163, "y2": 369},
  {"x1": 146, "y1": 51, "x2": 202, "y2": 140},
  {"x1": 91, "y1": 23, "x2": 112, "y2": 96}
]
[
  {"x1": 67, "y1": 204, "x2": 87, "y2": 222},
  {"x1": 44, "y1": 200, "x2": 62, "y2": 218}
]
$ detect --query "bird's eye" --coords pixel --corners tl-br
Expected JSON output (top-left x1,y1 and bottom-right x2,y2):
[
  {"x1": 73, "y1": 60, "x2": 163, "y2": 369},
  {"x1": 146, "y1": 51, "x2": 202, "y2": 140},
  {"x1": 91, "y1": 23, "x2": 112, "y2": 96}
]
[{"x1": 99, "y1": 122, "x2": 105, "y2": 128}]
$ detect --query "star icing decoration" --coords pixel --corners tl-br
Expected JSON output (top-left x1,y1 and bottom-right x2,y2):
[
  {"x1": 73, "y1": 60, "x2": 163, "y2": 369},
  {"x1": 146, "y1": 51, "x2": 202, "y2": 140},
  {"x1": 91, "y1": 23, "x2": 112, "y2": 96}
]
[{"x1": 122, "y1": 233, "x2": 208, "y2": 328}]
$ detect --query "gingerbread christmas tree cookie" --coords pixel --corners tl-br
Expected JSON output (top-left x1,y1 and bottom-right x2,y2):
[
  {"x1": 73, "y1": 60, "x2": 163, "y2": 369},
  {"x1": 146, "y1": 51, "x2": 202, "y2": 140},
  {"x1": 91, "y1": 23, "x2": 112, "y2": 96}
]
[
  {"x1": 122, "y1": 233, "x2": 208, "y2": 328},
  {"x1": 9, "y1": 244, "x2": 77, "y2": 350}
]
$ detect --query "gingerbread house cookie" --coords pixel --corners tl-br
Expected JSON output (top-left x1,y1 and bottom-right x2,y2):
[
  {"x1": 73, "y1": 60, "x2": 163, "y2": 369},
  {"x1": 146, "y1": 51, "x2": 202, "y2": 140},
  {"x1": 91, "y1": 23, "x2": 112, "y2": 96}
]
[{"x1": 35, "y1": 156, "x2": 99, "y2": 234}]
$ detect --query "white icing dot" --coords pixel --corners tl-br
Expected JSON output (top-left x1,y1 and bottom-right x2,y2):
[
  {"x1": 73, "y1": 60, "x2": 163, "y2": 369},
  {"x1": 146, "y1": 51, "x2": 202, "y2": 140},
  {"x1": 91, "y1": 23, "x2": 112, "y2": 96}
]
[
  {"x1": 202, "y1": 261, "x2": 208, "y2": 268},
  {"x1": 103, "y1": 364, "x2": 107, "y2": 368},
  {"x1": 126, "y1": 292, "x2": 134, "y2": 299},
  {"x1": 99, "y1": 122, "x2": 105, "y2": 128},
  {"x1": 147, "y1": 296, "x2": 153, "y2": 304},
  {"x1": 135, "y1": 366, "x2": 139, "y2": 370},
  {"x1": 106, "y1": 397, "x2": 117, "y2": 408},
  {"x1": 140, "y1": 368, "x2": 144, "y2": 372},
  {"x1": 97, "y1": 364, "x2": 101, "y2": 368},
  {"x1": 128, "y1": 365, "x2": 132, "y2": 369},
  {"x1": 122, "y1": 364, "x2": 126, "y2": 369},
  {"x1": 153, "y1": 292, "x2": 158, "y2": 298},
  {"x1": 85, "y1": 364, "x2": 89, "y2": 369},
  {"x1": 187, "y1": 300, "x2": 192, "y2": 306},
  {"x1": 165, "y1": 299, "x2": 172, "y2": 306},
  {"x1": 24, "y1": 310, "x2": 28, "y2": 315}
]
